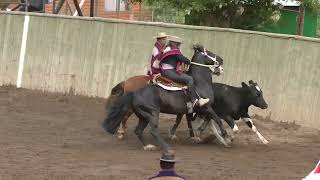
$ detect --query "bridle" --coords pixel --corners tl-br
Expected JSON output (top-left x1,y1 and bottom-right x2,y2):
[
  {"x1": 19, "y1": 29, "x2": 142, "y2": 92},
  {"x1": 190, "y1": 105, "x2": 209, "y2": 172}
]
[{"x1": 190, "y1": 48, "x2": 221, "y2": 72}]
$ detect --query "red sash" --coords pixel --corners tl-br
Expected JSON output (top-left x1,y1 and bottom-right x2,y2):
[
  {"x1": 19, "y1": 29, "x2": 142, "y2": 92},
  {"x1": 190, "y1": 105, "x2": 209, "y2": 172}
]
[
  {"x1": 160, "y1": 47, "x2": 184, "y2": 74},
  {"x1": 148, "y1": 42, "x2": 165, "y2": 77}
]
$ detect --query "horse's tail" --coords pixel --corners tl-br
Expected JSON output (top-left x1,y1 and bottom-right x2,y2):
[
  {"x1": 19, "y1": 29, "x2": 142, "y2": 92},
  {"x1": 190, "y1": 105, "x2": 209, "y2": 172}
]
[
  {"x1": 102, "y1": 92, "x2": 134, "y2": 134},
  {"x1": 105, "y1": 81, "x2": 125, "y2": 110}
]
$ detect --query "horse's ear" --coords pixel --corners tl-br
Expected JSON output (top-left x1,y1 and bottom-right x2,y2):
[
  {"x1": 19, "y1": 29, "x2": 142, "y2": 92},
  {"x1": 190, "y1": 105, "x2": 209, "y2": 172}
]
[
  {"x1": 242, "y1": 82, "x2": 249, "y2": 88},
  {"x1": 248, "y1": 80, "x2": 255, "y2": 85},
  {"x1": 216, "y1": 56, "x2": 223, "y2": 65},
  {"x1": 192, "y1": 45, "x2": 198, "y2": 52}
]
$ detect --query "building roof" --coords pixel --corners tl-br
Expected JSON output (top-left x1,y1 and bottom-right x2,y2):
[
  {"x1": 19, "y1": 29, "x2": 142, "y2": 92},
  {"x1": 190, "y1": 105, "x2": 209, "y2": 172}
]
[{"x1": 274, "y1": 0, "x2": 301, "y2": 7}]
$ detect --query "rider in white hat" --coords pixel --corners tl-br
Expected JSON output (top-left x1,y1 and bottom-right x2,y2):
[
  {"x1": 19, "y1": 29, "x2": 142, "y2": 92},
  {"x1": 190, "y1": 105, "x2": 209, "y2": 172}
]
[{"x1": 147, "y1": 32, "x2": 168, "y2": 78}]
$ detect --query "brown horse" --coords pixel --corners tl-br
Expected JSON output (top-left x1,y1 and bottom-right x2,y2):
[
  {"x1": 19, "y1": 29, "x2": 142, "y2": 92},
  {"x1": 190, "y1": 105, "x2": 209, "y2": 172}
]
[{"x1": 105, "y1": 75, "x2": 150, "y2": 139}]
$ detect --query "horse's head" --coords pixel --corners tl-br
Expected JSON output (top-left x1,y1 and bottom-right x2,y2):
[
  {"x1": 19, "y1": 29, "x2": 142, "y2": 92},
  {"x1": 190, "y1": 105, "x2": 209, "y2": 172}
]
[
  {"x1": 192, "y1": 45, "x2": 224, "y2": 75},
  {"x1": 242, "y1": 80, "x2": 268, "y2": 109}
]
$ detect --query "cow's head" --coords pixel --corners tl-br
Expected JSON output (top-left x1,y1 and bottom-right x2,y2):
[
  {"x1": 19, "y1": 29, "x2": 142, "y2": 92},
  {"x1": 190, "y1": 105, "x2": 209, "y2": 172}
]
[{"x1": 241, "y1": 80, "x2": 268, "y2": 109}]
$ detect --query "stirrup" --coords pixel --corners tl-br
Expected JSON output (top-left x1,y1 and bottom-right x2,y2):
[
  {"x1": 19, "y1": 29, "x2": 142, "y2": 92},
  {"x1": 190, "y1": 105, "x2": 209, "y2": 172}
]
[{"x1": 197, "y1": 98, "x2": 210, "y2": 107}]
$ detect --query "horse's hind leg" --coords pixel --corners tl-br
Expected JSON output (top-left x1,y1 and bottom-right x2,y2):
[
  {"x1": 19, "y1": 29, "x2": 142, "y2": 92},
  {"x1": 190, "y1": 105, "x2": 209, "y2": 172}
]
[
  {"x1": 135, "y1": 106, "x2": 171, "y2": 152},
  {"x1": 149, "y1": 110, "x2": 172, "y2": 153},
  {"x1": 117, "y1": 108, "x2": 134, "y2": 140},
  {"x1": 134, "y1": 117, "x2": 149, "y2": 148},
  {"x1": 134, "y1": 107, "x2": 157, "y2": 151},
  {"x1": 169, "y1": 114, "x2": 184, "y2": 141},
  {"x1": 169, "y1": 113, "x2": 197, "y2": 142}
]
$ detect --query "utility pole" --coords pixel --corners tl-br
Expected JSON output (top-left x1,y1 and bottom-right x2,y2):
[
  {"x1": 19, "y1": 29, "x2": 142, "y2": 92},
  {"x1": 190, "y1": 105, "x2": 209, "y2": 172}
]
[
  {"x1": 297, "y1": 1, "x2": 305, "y2": 35},
  {"x1": 90, "y1": 0, "x2": 94, "y2": 17},
  {"x1": 25, "y1": 0, "x2": 29, "y2": 12}
]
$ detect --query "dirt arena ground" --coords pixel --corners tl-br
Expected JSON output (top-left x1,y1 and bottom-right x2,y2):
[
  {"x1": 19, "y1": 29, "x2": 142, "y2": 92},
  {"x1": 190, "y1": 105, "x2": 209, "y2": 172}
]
[{"x1": 0, "y1": 86, "x2": 319, "y2": 180}]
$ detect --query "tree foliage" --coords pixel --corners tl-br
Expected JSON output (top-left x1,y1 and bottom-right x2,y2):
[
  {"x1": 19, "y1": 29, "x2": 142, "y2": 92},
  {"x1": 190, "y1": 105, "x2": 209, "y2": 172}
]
[{"x1": 130, "y1": 0, "x2": 320, "y2": 30}]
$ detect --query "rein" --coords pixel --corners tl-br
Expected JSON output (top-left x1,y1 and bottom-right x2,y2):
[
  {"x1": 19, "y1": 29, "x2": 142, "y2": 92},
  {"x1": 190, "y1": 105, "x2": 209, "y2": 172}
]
[{"x1": 190, "y1": 48, "x2": 220, "y2": 71}]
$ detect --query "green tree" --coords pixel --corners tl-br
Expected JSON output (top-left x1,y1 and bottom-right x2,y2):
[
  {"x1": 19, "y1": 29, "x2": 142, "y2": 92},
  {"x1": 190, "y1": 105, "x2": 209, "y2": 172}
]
[
  {"x1": 131, "y1": 0, "x2": 320, "y2": 30},
  {"x1": 141, "y1": 1, "x2": 186, "y2": 24}
]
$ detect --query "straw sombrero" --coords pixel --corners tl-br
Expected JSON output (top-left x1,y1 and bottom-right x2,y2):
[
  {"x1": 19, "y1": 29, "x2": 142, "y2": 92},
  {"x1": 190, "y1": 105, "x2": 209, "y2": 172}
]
[
  {"x1": 153, "y1": 32, "x2": 168, "y2": 39},
  {"x1": 168, "y1": 35, "x2": 183, "y2": 43}
]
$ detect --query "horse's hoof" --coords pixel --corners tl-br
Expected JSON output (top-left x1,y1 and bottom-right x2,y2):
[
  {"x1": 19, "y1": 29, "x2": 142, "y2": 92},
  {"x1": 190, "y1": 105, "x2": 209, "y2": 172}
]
[
  {"x1": 230, "y1": 135, "x2": 235, "y2": 141},
  {"x1": 221, "y1": 140, "x2": 232, "y2": 148},
  {"x1": 225, "y1": 137, "x2": 232, "y2": 145},
  {"x1": 217, "y1": 138, "x2": 232, "y2": 148},
  {"x1": 224, "y1": 144, "x2": 232, "y2": 148},
  {"x1": 190, "y1": 137, "x2": 202, "y2": 144},
  {"x1": 117, "y1": 134, "x2": 124, "y2": 140},
  {"x1": 168, "y1": 130, "x2": 178, "y2": 141},
  {"x1": 169, "y1": 134, "x2": 179, "y2": 141},
  {"x1": 232, "y1": 125, "x2": 239, "y2": 134},
  {"x1": 143, "y1": 144, "x2": 157, "y2": 151},
  {"x1": 262, "y1": 138, "x2": 269, "y2": 145},
  {"x1": 166, "y1": 149, "x2": 175, "y2": 155}
]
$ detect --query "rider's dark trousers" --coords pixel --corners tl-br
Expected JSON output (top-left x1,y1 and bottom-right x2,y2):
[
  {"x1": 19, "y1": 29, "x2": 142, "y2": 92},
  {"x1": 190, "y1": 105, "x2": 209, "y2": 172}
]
[{"x1": 162, "y1": 69, "x2": 198, "y2": 102}]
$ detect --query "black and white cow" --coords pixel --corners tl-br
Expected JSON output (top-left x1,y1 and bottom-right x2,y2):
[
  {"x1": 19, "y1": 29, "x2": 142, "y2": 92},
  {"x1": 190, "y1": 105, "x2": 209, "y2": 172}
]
[
  {"x1": 170, "y1": 80, "x2": 269, "y2": 144},
  {"x1": 210, "y1": 80, "x2": 268, "y2": 143}
]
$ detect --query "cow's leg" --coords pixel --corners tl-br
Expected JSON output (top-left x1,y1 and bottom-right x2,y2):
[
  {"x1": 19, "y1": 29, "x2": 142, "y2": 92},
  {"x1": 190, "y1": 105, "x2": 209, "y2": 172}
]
[
  {"x1": 242, "y1": 117, "x2": 269, "y2": 144},
  {"x1": 224, "y1": 116, "x2": 238, "y2": 140}
]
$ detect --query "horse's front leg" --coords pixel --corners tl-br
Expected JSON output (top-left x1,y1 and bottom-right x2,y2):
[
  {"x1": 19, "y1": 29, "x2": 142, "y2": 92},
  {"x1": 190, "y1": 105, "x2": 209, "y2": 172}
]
[
  {"x1": 205, "y1": 107, "x2": 231, "y2": 147},
  {"x1": 187, "y1": 113, "x2": 196, "y2": 138}
]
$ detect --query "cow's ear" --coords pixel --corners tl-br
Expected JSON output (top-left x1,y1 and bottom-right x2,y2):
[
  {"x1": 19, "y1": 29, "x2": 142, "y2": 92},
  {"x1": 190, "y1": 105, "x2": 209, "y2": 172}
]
[{"x1": 241, "y1": 82, "x2": 249, "y2": 88}]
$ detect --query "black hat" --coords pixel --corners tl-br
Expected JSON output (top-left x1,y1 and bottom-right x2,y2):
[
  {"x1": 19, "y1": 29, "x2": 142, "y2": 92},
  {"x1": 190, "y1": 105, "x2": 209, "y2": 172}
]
[{"x1": 160, "y1": 152, "x2": 177, "y2": 163}]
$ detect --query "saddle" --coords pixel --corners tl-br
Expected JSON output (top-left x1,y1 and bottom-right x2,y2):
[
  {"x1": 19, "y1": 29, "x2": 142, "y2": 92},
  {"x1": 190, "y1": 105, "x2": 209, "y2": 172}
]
[{"x1": 152, "y1": 74, "x2": 188, "y2": 91}]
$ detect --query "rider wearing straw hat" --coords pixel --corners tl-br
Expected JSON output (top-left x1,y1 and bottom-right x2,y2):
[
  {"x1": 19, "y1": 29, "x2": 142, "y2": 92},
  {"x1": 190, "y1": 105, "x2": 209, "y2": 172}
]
[
  {"x1": 160, "y1": 35, "x2": 210, "y2": 113},
  {"x1": 148, "y1": 32, "x2": 168, "y2": 78}
]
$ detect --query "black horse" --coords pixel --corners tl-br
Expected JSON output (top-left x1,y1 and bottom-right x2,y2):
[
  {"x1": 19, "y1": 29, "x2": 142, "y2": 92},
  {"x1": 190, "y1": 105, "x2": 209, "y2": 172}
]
[{"x1": 102, "y1": 45, "x2": 230, "y2": 153}]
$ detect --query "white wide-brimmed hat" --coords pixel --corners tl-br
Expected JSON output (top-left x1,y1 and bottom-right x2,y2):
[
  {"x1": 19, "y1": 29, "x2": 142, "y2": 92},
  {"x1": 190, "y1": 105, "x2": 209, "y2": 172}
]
[
  {"x1": 168, "y1": 35, "x2": 183, "y2": 43},
  {"x1": 153, "y1": 32, "x2": 168, "y2": 39}
]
